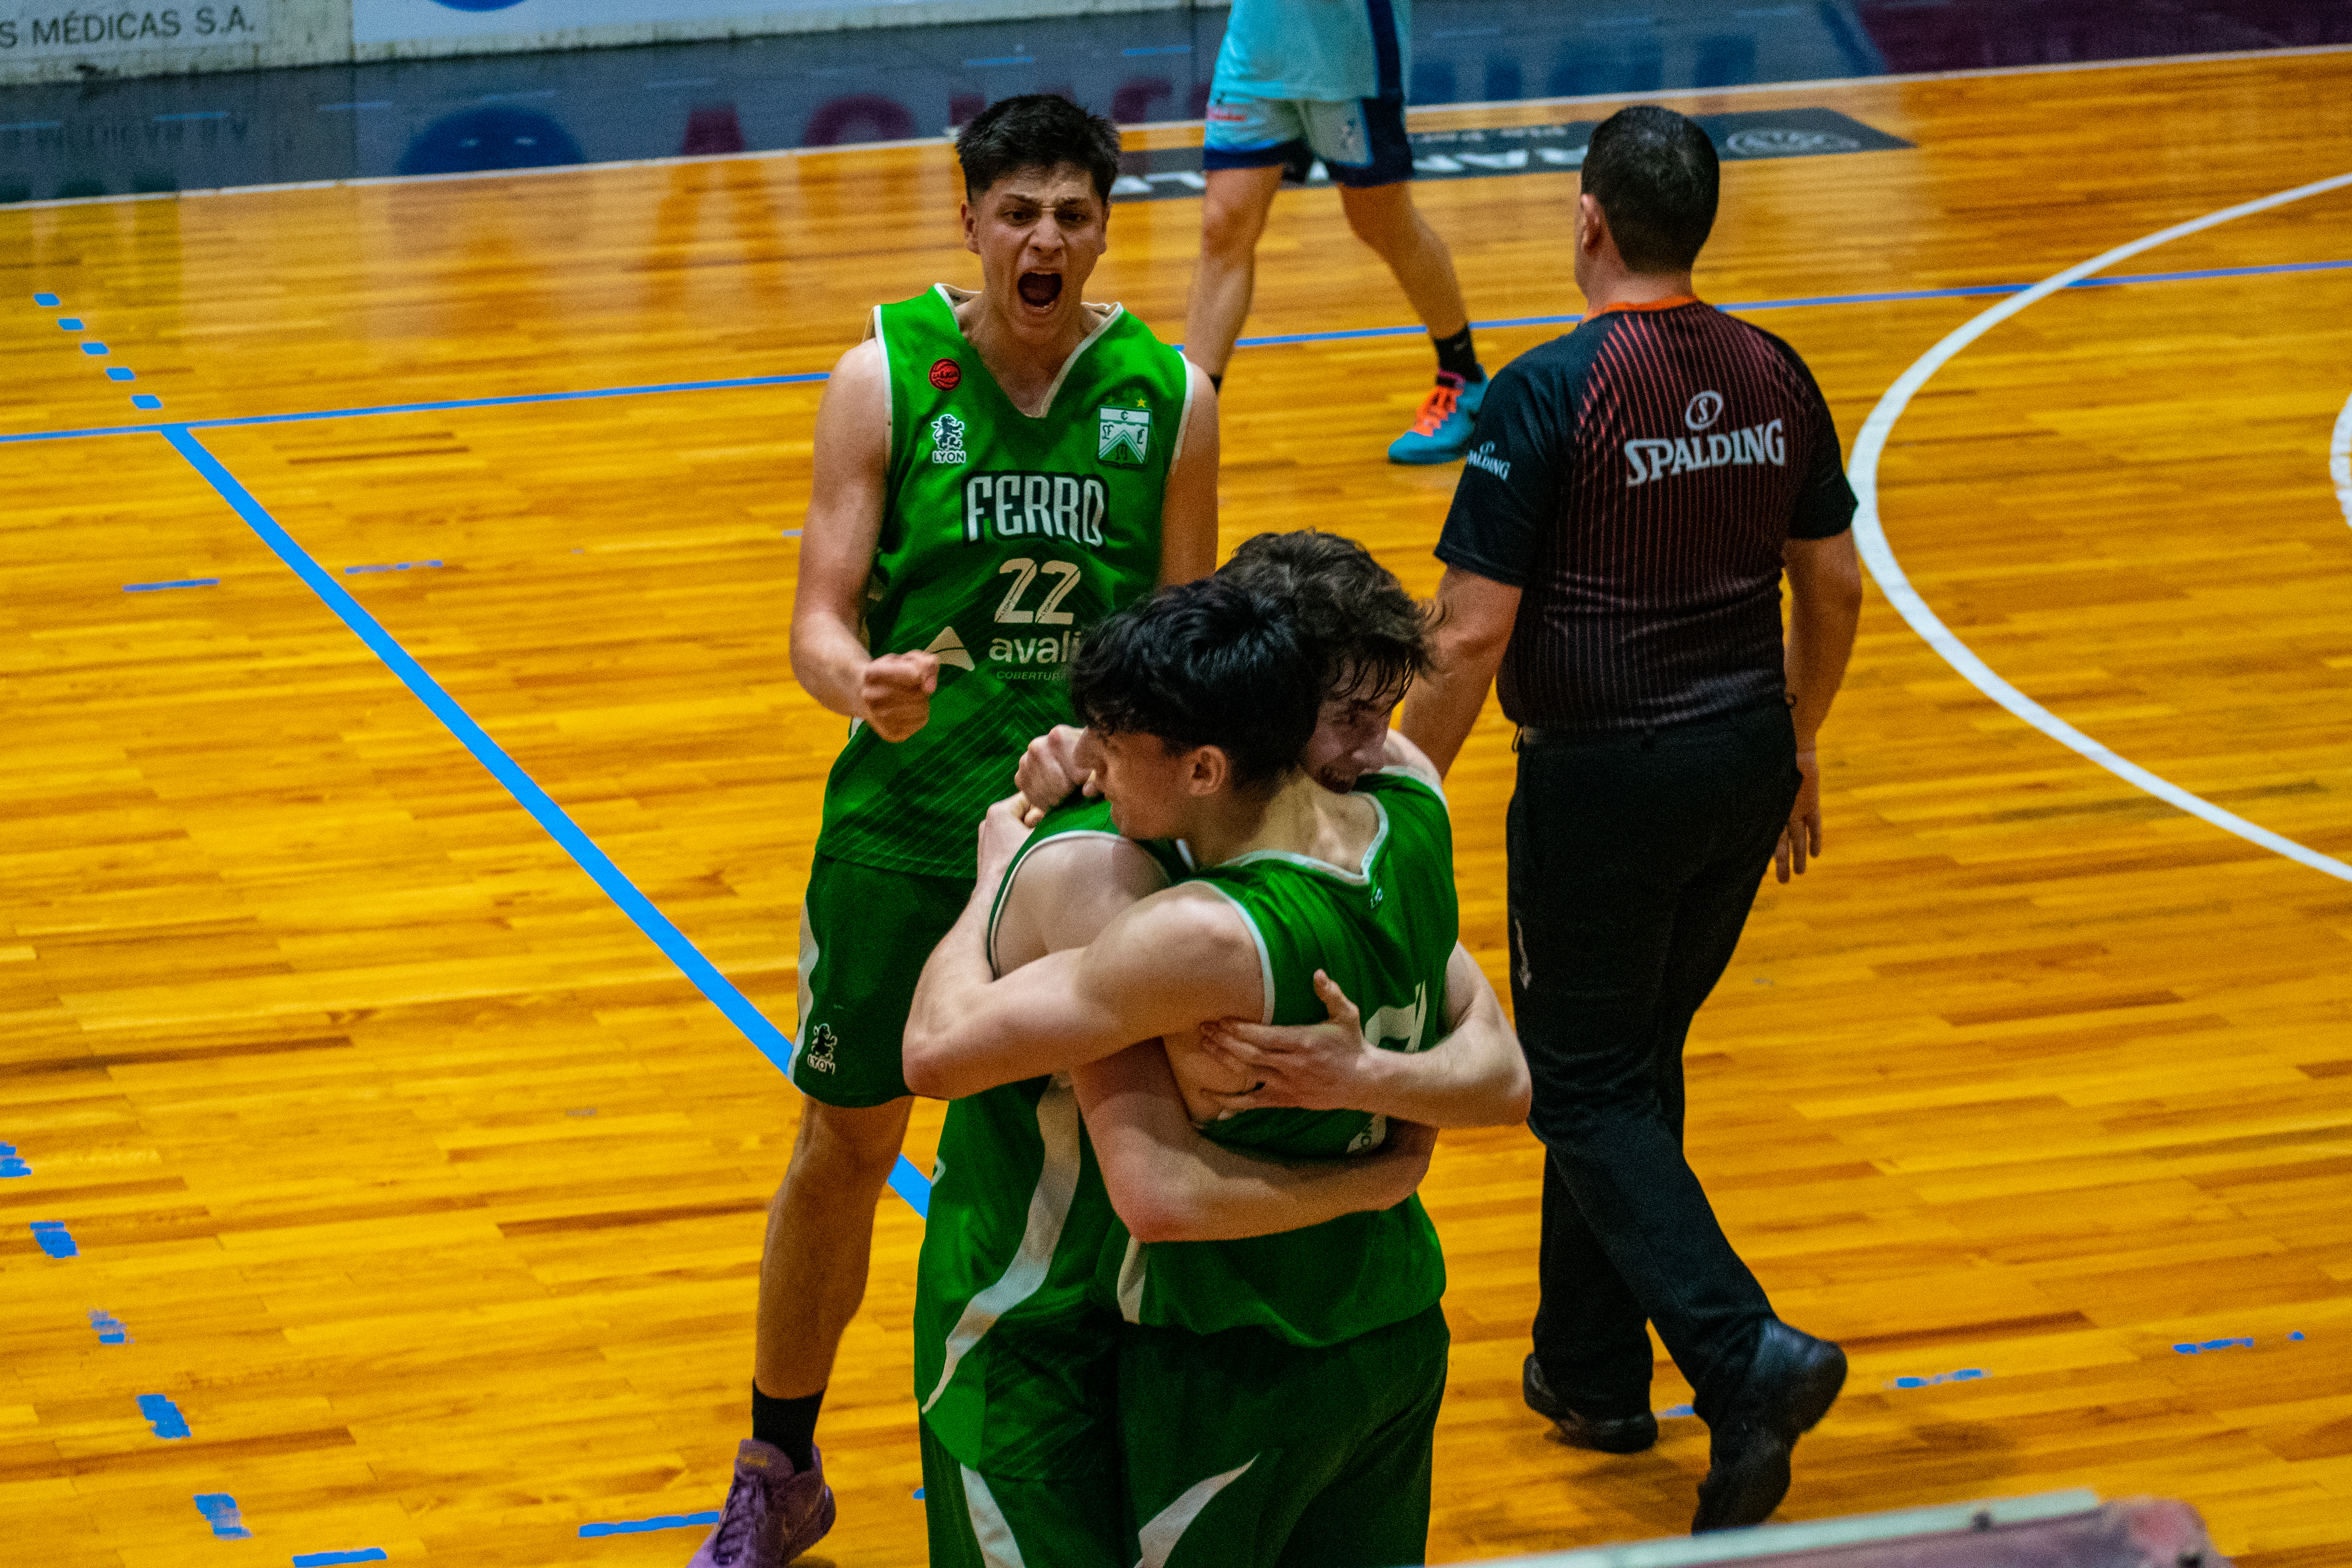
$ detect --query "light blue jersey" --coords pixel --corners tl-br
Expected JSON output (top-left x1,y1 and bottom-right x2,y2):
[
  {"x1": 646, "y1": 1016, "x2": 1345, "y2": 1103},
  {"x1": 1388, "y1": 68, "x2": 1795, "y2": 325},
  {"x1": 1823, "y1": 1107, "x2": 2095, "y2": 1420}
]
[{"x1": 1211, "y1": 0, "x2": 1410, "y2": 104}]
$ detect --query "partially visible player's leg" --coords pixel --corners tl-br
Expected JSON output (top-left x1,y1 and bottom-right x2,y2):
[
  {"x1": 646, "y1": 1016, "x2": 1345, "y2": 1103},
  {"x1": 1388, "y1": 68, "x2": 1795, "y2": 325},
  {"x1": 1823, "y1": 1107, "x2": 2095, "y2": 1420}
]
[
  {"x1": 1120, "y1": 1307, "x2": 1448, "y2": 1568},
  {"x1": 1308, "y1": 97, "x2": 1488, "y2": 464},
  {"x1": 1185, "y1": 163, "x2": 1288, "y2": 384},
  {"x1": 1187, "y1": 92, "x2": 1308, "y2": 384},
  {"x1": 1274, "y1": 1310, "x2": 1448, "y2": 1568},
  {"x1": 920, "y1": 1419, "x2": 1130, "y2": 1568},
  {"x1": 692, "y1": 854, "x2": 968, "y2": 1568}
]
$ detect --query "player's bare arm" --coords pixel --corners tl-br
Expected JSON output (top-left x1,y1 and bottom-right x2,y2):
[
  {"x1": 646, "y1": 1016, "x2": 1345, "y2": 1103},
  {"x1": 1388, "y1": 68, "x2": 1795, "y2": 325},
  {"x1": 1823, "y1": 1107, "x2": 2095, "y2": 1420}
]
[
  {"x1": 1399, "y1": 564, "x2": 1522, "y2": 778},
  {"x1": 988, "y1": 812, "x2": 1440, "y2": 1241},
  {"x1": 1074, "y1": 1043, "x2": 1436, "y2": 1242},
  {"x1": 788, "y1": 337, "x2": 939, "y2": 742},
  {"x1": 1777, "y1": 530, "x2": 1864, "y2": 883},
  {"x1": 905, "y1": 835, "x2": 1266, "y2": 1100},
  {"x1": 1158, "y1": 361, "x2": 1220, "y2": 586},
  {"x1": 1197, "y1": 943, "x2": 1531, "y2": 1126}
]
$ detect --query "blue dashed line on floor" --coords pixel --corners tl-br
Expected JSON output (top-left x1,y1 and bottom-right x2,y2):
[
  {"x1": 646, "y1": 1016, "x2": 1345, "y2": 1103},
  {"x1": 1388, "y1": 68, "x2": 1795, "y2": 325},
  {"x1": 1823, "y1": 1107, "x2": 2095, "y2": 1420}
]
[
  {"x1": 913, "y1": 1487, "x2": 925, "y2": 1499},
  {"x1": 1892, "y1": 1367, "x2": 1987, "y2": 1389},
  {"x1": 1661, "y1": 1403, "x2": 1695, "y2": 1417},
  {"x1": 132, "y1": 394, "x2": 164, "y2": 410},
  {"x1": 90, "y1": 1310, "x2": 131, "y2": 1344},
  {"x1": 2176, "y1": 1337, "x2": 2255, "y2": 1353},
  {"x1": 34, "y1": 293, "x2": 60, "y2": 306},
  {"x1": 58, "y1": 317, "x2": 83, "y2": 330},
  {"x1": 138, "y1": 1394, "x2": 191, "y2": 1439},
  {"x1": 0, "y1": 1143, "x2": 27, "y2": 1178},
  {"x1": 30, "y1": 1221, "x2": 77, "y2": 1256},
  {"x1": 83, "y1": 342, "x2": 108, "y2": 355},
  {"x1": 292, "y1": 1551, "x2": 389, "y2": 1567},
  {"x1": 578, "y1": 1511, "x2": 721, "y2": 1537},
  {"x1": 124, "y1": 578, "x2": 220, "y2": 592},
  {"x1": 194, "y1": 1494, "x2": 251, "y2": 1539},
  {"x1": 108, "y1": 368, "x2": 135, "y2": 381},
  {"x1": 344, "y1": 560, "x2": 445, "y2": 574}
]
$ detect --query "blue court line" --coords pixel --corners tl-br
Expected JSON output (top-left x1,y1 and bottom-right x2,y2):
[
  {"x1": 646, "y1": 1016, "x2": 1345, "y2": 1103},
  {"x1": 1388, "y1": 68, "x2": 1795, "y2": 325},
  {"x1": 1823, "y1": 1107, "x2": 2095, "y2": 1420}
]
[
  {"x1": 162, "y1": 426, "x2": 936, "y2": 1213},
  {"x1": 124, "y1": 577, "x2": 219, "y2": 592},
  {"x1": 0, "y1": 1142, "x2": 27, "y2": 1178},
  {"x1": 138, "y1": 1393, "x2": 190, "y2": 1439},
  {"x1": 193, "y1": 1493, "x2": 251, "y2": 1539},
  {"x1": 8, "y1": 262, "x2": 2345, "y2": 449},
  {"x1": 0, "y1": 372, "x2": 832, "y2": 446},
  {"x1": 1892, "y1": 1367, "x2": 1987, "y2": 1388},
  {"x1": 30, "y1": 1220, "x2": 77, "y2": 1256},
  {"x1": 579, "y1": 1510, "x2": 721, "y2": 1537},
  {"x1": 292, "y1": 1552, "x2": 388, "y2": 1567}
]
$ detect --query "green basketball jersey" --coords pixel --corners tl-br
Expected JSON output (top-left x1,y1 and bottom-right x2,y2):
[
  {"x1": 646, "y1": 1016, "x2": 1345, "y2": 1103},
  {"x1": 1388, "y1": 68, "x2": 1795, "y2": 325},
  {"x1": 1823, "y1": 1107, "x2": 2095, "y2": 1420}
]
[
  {"x1": 1108, "y1": 770, "x2": 1457, "y2": 1347},
  {"x1": 815, "y1": 287, "x2": 1190, "y2": 878},
  {"x1": 913, "y1": 796, "x2": 1191, "y2": 1478}
]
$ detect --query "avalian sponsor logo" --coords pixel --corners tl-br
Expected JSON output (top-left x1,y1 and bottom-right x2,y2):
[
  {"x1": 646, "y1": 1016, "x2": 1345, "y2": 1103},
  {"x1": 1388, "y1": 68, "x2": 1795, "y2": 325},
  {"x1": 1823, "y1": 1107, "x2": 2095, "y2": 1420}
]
[{"x1": 1623, "y1": 418, "x2": 1785, "y2": 486}]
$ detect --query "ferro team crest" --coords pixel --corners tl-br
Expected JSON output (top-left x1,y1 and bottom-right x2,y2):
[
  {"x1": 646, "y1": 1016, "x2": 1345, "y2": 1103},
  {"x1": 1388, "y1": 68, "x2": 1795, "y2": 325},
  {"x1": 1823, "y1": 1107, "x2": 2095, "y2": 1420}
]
[{"x1": 1097, "y1": 404, "x2": 1151, "y2": 464}]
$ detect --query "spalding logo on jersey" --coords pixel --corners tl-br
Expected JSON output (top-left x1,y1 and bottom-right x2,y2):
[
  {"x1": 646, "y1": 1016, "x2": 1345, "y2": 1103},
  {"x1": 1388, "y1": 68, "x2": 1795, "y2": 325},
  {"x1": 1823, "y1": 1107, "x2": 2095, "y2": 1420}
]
[
  {"x1": 929, "y1": 412, "x2": 969, "y2": 466},
  {"x1": 1097, "y1": 404, "x2": 1151, "y2": 465}
]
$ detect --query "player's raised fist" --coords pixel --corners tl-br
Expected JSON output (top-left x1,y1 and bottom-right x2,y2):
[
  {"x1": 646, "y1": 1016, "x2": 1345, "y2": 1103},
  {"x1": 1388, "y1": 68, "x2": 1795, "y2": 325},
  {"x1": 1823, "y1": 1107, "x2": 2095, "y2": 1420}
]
[
  {"x1": 859, "y1": 651, "x2": 939, "y2": 741},
  {"x1": 1016, "y1": 724, "x2": 1095, "y2": 817}
]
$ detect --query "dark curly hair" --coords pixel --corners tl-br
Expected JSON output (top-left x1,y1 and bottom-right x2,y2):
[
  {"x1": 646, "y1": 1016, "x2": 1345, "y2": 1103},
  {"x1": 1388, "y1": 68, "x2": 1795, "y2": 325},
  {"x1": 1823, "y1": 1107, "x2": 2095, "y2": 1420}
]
[
  {"x1": 954, "y1": 94, "x2": 1123, "y2": 206},
  {"x1": 1218, "y1": 530, "x2": 1433, "y2": 708},
  {"x1": 1067, "y1": 578, "x2": 1321, "y2": 788}
]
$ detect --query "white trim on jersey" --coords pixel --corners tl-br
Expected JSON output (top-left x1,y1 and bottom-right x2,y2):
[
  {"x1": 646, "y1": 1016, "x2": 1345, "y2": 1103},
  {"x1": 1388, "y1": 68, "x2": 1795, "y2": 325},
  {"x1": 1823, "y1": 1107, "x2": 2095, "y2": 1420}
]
[
  {"x1": 920, "y1": 1082, "x2": 1083, "y2": 1415},
  {"x1": 1218, "y1": 793, "x2": 1393, "y2": 886},
  {"x1": 960, "y1": 1465, "x2": 1030, "y2": 1568},
  {"x1": 1135, "y1": 1456, "x2": 1259, "y2": 1568},
  {"x1": 1192, "y1": 882, "x2": 1277, "y2": 1025}
]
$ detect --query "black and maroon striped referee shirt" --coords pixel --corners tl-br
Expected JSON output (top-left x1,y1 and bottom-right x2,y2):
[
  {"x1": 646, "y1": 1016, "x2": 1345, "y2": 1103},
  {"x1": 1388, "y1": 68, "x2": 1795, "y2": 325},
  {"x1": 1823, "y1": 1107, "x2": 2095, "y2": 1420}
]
[{"x1": 1437, "y1": 297, "x2": 1856, "y2": 734}]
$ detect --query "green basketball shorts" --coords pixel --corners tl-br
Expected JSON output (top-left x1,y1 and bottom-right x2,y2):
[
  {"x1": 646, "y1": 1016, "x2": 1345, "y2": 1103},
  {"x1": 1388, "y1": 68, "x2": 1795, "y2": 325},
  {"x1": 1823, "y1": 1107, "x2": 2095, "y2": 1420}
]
[
  {"x1": 791, "y1": 853, "x2": 972, "y2": 1108},
  {"x1": 1118, "y1": 1303, "x2": 1449, "y2": 1568},
  {"x1": 919, "y1": 1415, "x2": 1130, "y2": 1568}
]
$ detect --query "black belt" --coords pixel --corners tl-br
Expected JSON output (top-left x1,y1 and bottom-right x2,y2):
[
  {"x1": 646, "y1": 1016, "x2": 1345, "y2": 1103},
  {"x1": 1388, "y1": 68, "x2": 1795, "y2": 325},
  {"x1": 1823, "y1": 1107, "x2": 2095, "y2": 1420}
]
[{"x1": 1516, "y1": 698, "x2": 1791, "y2": 751}]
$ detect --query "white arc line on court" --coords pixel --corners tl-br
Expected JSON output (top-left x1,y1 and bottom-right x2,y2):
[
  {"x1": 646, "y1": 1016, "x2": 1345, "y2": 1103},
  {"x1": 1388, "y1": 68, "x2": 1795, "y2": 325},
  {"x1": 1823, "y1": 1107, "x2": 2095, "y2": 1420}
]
[
  {"x1": 1849, "y1": 168, "x2": 2352, "y2": 885},
  {"x1": 2333, "y1": 389, "x2": 2352, "y2": 529}
]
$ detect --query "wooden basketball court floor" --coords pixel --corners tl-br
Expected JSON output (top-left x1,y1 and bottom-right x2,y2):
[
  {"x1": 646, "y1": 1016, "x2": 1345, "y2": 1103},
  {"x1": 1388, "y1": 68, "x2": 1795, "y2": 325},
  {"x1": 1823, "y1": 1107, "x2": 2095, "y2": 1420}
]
[{"x1": 4, "y1": 44, "x2": 2351, "y2": 1568}]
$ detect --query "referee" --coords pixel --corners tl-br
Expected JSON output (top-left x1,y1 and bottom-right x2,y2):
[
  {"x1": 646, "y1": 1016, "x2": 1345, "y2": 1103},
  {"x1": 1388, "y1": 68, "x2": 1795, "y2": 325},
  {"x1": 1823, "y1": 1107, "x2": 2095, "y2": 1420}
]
[{"x1": 1400, "y1": 106, "x2": 1864, "y2": 1533}]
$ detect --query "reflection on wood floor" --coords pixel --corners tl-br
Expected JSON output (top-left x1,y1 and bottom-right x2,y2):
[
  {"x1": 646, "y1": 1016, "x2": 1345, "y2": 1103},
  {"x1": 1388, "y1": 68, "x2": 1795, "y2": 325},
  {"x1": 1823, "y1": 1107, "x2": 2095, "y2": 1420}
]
[{"x1": 3, "y1": 45, "x2": 2350, "y2": 1568}]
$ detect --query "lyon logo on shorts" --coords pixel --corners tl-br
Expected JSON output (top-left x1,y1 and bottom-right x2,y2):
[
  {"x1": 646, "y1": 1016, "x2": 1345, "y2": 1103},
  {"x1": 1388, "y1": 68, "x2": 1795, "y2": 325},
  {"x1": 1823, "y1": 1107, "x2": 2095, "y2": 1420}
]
[
  {"x1": 802, "y1": 1023, "x2": 839, "y2": 1073},
  {"x1": 1097, "y1": 404, "x2": 1150, "y2": 465}
]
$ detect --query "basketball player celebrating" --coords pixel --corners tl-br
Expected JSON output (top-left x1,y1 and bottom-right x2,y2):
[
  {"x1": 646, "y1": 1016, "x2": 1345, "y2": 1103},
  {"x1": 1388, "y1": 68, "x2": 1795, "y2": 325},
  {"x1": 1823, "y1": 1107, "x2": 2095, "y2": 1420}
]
[
  {"x1": 688, "y1": 94, "x2": 1216, "y2": 1568},
  {"x1": 908, "y1": 578, "x2": 1531, "y2": 1568},
  {"x1": 908, "y1": 537, "x2": 1508, "y2": 1566}
]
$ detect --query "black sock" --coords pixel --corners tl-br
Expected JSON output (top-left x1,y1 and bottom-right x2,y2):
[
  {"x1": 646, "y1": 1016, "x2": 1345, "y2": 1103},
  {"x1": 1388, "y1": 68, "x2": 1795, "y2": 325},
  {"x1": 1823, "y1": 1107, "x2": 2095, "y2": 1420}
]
[
  {"x1": 752, "y1": 1384, "x2": 824, "y2": 1470},
  {"x1": 1209, "y1": 371, "x2": 1224, "y2": 392},
  {"x1": 1432, "y1": 325, "x2": 1483, "y2": 383}
]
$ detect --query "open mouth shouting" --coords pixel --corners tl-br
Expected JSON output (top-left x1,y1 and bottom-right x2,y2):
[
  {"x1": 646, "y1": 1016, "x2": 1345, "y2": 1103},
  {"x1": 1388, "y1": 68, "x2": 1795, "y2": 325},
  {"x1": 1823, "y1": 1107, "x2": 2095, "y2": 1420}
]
[{"x1": 1017, "y1": 271, "x2": 1065, "y2": 309}]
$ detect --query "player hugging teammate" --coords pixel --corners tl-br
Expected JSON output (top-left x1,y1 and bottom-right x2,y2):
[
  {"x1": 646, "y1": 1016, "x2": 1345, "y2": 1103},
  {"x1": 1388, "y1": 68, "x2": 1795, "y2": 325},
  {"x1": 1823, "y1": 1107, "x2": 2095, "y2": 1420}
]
[{"x1": 903, "y1": 537, "x2": 1531, "y2": 1568}]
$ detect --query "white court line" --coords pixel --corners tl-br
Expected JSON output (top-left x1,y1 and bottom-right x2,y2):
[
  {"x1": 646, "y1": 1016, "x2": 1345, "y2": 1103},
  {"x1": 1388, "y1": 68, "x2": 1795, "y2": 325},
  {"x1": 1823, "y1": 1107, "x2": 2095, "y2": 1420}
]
[
  {"x1": 1848, "y1": 169, "x2": 2352, "y2": 885},
  {"x1": 2333, "y1": 390, "x2": 2352, "y2": 529}
]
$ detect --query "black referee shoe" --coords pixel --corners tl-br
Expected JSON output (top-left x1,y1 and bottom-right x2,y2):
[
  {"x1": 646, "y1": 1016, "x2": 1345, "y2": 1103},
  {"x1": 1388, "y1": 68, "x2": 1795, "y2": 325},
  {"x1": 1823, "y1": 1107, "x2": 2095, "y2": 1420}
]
[
  {"x1": 1691, "y1": 1320, "x2": 1847, "y2": 1533},
  {"x1": 1521, "y1": 1355, "x2": 1657, "y2": 1454}
]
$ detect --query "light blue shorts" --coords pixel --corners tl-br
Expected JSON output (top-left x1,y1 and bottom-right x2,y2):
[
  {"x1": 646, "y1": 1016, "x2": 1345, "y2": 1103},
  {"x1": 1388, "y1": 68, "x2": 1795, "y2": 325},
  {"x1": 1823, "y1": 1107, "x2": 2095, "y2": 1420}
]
[{"x1": 1201, "y1": 92, "x2": 1413, "y2": 187}]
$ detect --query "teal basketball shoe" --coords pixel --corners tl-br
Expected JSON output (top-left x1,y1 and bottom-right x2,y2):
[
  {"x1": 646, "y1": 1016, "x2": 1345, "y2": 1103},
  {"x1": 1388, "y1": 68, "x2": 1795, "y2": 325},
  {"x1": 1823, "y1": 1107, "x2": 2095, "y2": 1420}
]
[{"x1": 1387, "y1": 369, "x2": 1488, "y2": 464}]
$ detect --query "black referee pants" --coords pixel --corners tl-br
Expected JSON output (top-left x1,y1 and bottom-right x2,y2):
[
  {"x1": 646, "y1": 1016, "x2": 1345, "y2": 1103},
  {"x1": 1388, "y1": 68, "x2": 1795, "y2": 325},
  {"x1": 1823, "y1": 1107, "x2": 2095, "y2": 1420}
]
[{"x1": 1508, "y1": 698, "x2": 1800, "y2": 1424}]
